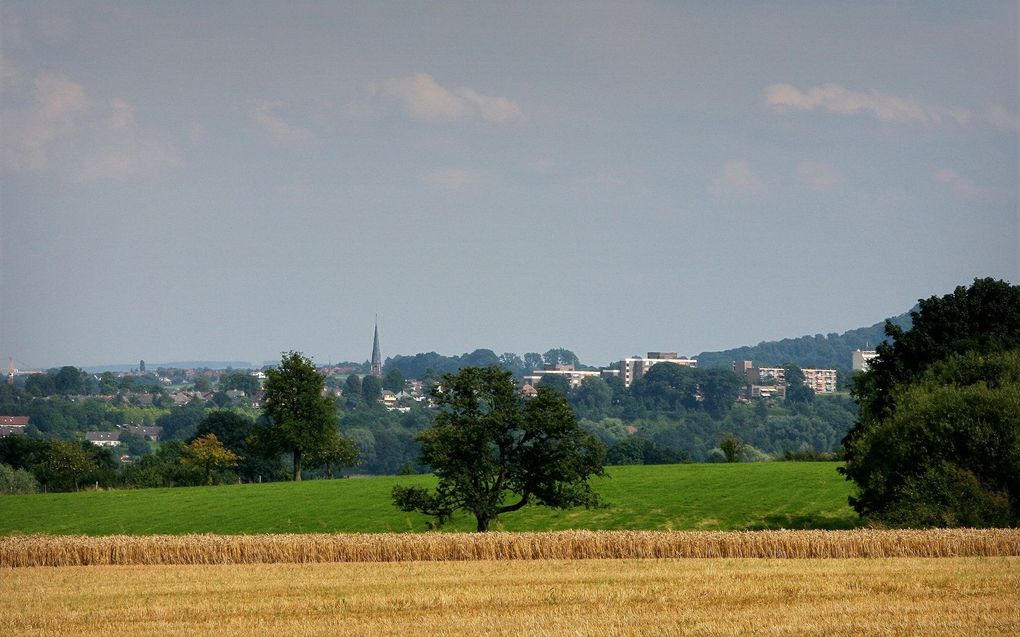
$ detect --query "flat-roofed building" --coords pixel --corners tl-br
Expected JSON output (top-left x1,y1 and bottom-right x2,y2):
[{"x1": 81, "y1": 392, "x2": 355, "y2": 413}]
[
  {"x1": 619, "y1": 352, "x2": 697, "y2": 387},
  {"x1": 852, "y1": 350, "x2": 878, "y2": 372},
  {"x1": 802, "y1": 368, "x2": 838, "y2": 393},
  {"x1": 523, "y1": 365, "x2": 603, "y2": 389}
]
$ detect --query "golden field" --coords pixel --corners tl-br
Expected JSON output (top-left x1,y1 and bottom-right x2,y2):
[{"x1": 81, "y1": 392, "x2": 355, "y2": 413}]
[
  {"x1": 2, "y1": 557, "x2": 1018, "y2": 636},
  {"x1": 2, "y1": 528, "x2": 1018, "y2": 567}
]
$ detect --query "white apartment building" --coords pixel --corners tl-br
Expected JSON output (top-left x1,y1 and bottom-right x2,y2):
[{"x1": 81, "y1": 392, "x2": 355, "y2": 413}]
[
  {"x1": 802, "y1": 368, "x2": 838, "y2": 393},
  {"x1": 523, "y1": 365, "x2": 604, "y2": 389},
  {"x1": 619, "y1": 352, "x2": 698, "y2": 387},
  {"x1": 852, "y1": 350, "x2": 878, "y2": 372},
  {"x1": 735, "y1": 362, "x2": 837, "y2": 394}
]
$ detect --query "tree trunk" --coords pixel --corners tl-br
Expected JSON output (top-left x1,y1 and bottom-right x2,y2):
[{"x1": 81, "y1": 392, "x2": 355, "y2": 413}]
[
  {"x1": 293, "y1": 449, "x2": 302, "y2": 481},
  {"x1": 475, "y1": 516, "x2": 490, "y2": 532}
]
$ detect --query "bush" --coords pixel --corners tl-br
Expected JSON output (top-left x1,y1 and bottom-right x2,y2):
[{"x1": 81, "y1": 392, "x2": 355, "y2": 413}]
[
  {"x1": 0, "y1": 462, "x2": 40, "y2": 495},
  {"x1": 875, "y1": 463, "x2": 1012, "y2": 528}
]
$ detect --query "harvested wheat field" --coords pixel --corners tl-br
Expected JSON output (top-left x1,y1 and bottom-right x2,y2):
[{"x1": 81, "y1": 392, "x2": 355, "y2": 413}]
[
  {"x1": 3, "y1": 528, "x2": 1018, "y2": 567},
  {"x1": 2, "y1": 557, "x2": 1018, "y2": 636}
]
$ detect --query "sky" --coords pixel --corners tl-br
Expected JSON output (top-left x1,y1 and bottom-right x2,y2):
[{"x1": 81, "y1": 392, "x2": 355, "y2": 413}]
[{"x1": 1, "y1": 1, "x2": 1017, "y2": 370}]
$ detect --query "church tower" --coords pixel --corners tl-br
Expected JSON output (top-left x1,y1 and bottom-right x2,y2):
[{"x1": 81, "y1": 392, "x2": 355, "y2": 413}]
[{"x1": 371, "y1": 320, "x2": 382, "y2": 377}]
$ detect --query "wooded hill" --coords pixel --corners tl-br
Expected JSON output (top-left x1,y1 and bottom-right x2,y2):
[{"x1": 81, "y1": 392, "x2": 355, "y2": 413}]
[{"x1": 695, "y1": 311, "x2": 913, "y2": 371}]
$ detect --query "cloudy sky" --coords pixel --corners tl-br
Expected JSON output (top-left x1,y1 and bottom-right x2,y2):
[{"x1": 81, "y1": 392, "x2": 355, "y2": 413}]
[{"x1": 1, "y1": 1, "x2": 1017, "y2": 369}]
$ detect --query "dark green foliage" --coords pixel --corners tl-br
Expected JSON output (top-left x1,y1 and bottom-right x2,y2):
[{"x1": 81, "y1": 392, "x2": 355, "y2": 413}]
[
  {"x1": 121, "y1": 441, "x2": 203, "y2": 488},
  {"x1": 259, "y1": 352, "x2": 342, "y2": 481},
  {"x1": 543, "y1": 348, "x2": 581, "y2": 367},
  {"x1": 572, "y1": 377, "x2": 613, "y2": 420},
  {"x1": 118, "y1": 431, "x2": 150, "y2": 457},
  {"x1": 53, "y1": 366, "x2": 87, "y2": 395},
  {"x1": 843, "y1": 278, "x2": 1020, "y2": 527},
  {"x1": 699, "y1": 369, "x2": 744, "y2": 417},
  {"x1": 305, "y1": 435, "x2": 360, "y2": 478},
  {"x1": 193, "y1": 410, "x2": 283, "y2": 482},
  {"x1": 630, "y1": 363, "x2": 699, "y2": 413},
  {"x1": 782, "y1": 364, "x2": 815, "y2": 404},
  {"x1": 382, "y1": 367, "x2": 406, "y2": 393},
  {"x1": 719, "y1": 433, "x2": 744, "y2": 463},
  {"x1": 392, "y1": 366, "x2": 605, "y2": 531},
  {"x1": 218, "y1": 371, "x2": 261, "y2": 396},
  {"x1": 157, "y1": 400, "x2": 206, "y2": 440},
  {"x1": 342, "y1": 374, "x2": 363, "y2": 408},
  {"x1": 536, "y1": 373, "x2": 571, "y2": 397},
  {"x1": 844, "y1": 350, "x2": 1020, "y2": 526},
  {"x1": 852, "y1": 278, "x2": 1020, "y2": 423},
  {"x1": 360, "y1": 375, "x2": 382, "y2": 403}
]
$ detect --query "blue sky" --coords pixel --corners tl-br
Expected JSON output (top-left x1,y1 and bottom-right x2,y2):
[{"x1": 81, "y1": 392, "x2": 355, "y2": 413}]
[{"x1": 1, "y1": 1, "x2": 1017, "y2": 369}]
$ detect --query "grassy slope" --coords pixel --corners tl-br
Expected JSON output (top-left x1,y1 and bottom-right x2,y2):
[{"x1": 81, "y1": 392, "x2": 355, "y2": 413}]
[{"x1": 0, "y1": 463, "x2": 858, "y2": 536}]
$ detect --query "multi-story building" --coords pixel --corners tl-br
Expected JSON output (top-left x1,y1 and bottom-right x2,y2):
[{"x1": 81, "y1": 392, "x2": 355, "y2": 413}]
[
  {"x1": 852, "y1": 350, "x2": 878, "y2": 372},
  {"x1": 619, "y1": 352, "x2": 697, "y2": 387},
  {"x1": 802, "y1": 368, "x2": 838, "y2": 393},
  {"x1": 732, "y1": 361, "x2": 837, "y2": 395},
  {"x1": 756, "y1": 367, "x2": 785, "y2": 384}
]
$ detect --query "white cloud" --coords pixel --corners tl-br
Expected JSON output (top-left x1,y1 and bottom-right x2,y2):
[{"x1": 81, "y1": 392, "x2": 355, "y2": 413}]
[
  {"x1": 2, "y1": 72, "x2": 91, "y2": 172},
  {"x1": 73, "y1": 99, "x2": 180, "y2": 184},
  {"x1": 386, "y1": 73, "x2": 523, "y2": 124},
  {"x1": 709, "y1": 160, "x2": 763, "y2": 197},
  {"x1": 765, "y1": 83, "x2": 971, "y2": 125},
  {"x1": 248, "y1": 100, "x2": 315, "y2": 147},
  {"x1": 1, "y1": 71, "x2": 179, "y2": 181},
  {"x1": 421, "y1": 166, "x2": 485, "y2": 189},
  {"x1": 935, "y1": 169, "x2": 990, "y2": 201},
  {"x1": 796, "y1": 161, "x2": 845, "y2": 192},
  {"x1": 983, "y1": 104, "x2": 1020, "y2": 133}
]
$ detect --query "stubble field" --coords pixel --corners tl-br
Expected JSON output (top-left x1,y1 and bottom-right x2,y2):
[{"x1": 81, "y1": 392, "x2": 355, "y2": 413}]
[{"x1": 3, "y1": 557, "x2": 1018, "y2": 636}]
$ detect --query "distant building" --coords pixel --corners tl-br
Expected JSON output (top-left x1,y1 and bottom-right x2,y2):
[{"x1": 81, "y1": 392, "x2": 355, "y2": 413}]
[
  {"x1": 0, "y1": 416, "x2": 29, "y2": 437},
  {"x1": 523, "y1": 364, "x2": 605, "y2": 389},
  {"x1": 619, "y1": 352, "x2": 697, "y2": 387},
  {"x1": 852, "y1": 350, "x2": 878, "y2": 372},
  {"x1": 85, "y1": 432, "x2": 121, "y2": 447},
  {"x1": 732, "y1": 361, "x2": 836, "y2": 395},
  {"x1": 125, "y1": 425, "x2": 162, "y2": 441},
  {"x1": 755, "y1": 366, "x2": 786, "y2": 384},
  {"x1": 733, "y1": 362, "x2": 786, "y2": 400},
  {"x1": 0, "y1": 416, "x2": 29, "y2": 428},
  {"x1": 802, "y1": 368, "x2": 838, "y2": 394},
  {"x1": 370, "y1": 320, "x2": 383, "y2": 378}
]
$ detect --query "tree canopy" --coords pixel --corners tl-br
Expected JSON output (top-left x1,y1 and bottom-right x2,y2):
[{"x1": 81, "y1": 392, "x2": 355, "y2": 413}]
[
  {"x1": 259, "y1": 351, "x2": 342, "y2": 481},
  {"x1": 392, "y1": 366, "x2": 605, "y2": 531},
  {"x1": 842, "y1": 278, "x2": 1020, "y2": 526}
]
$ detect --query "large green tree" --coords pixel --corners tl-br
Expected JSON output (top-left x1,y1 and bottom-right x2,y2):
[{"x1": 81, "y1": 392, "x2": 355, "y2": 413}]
[
  {"x1": 392, "y1": 366, "x2": 605, "y2": 531},
  {"x1": 260, "y1": 351, "x2": 340, "y2": 481},
  {"x1": 842, "y1": 278, "x2": 1020, "y2": 526}
]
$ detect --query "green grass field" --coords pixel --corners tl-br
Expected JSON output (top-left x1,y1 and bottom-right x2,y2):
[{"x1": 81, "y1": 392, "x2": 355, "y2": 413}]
[{"x1": 0, "y1": 462, "x2": 858, "y2": 536}]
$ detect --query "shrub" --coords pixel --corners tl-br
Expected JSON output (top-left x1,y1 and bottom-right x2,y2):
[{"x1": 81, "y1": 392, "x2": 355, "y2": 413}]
[{"x1": 0, "y1": 463, "x2": 40, "y2": 495}]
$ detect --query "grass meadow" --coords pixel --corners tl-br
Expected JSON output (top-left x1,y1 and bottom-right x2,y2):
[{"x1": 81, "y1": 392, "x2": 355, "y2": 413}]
[
  {"x1": 3, "y1": 558, "x2": 1017, "y2": 636},
  {"x1": 0, "y1": 462, "x2": 857, "y2": 535}
]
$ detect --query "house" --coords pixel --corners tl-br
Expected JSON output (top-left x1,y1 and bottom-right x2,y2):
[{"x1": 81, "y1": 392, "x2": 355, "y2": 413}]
[
  {"x1": 0, "y1": 416, "x2": 29, "y2": 428},
  {"x1": 0, "y1": 416, "x2": 29, "y2": 438},
  {"x1": 85, "y1": 432, "x2": 121, "y2": 447},
  {"x1": 125, "y1": 425, "x2": 162, "y2": 441}
]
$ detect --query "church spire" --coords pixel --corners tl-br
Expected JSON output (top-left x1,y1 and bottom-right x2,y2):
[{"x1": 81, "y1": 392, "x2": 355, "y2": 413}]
[{"x1": 371, "y1": 317, "x2": 382, "y2": 377}]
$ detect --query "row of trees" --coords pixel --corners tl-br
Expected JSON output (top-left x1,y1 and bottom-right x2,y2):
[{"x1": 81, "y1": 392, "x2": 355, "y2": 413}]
[{"x1": 384, "y1": 348, "x2": 585, "y2": 381}]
